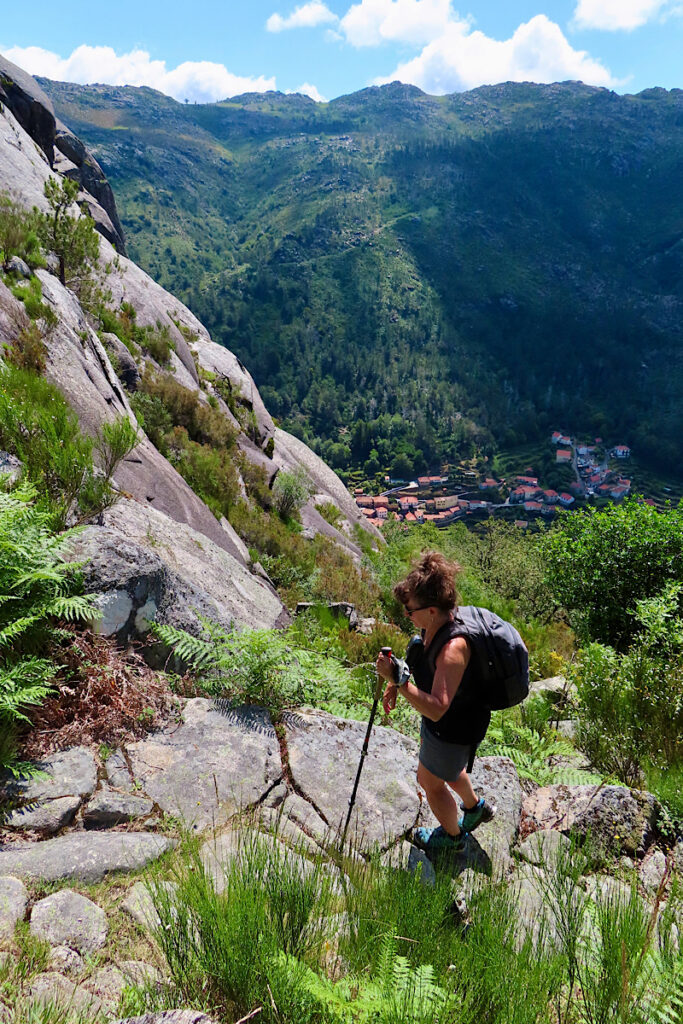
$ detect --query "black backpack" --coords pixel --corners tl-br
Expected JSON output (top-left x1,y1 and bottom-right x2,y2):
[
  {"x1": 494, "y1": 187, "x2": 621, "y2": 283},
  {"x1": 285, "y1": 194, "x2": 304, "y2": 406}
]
[{"x1": 406, "y1": 606, "x2": 529, "y2": 711}]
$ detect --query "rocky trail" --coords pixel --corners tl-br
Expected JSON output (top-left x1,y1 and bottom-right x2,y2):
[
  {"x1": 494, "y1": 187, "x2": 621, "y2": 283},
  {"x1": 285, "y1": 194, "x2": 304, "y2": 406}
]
[{"x1": 0, "y1": 697, "x2": 680, "y2": 1023}]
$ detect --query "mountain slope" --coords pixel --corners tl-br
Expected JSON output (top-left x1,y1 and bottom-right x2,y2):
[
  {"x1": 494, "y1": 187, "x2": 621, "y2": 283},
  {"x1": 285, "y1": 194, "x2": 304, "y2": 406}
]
[{"x1": 40, "y1": 78, "x2": 683, "y2": 475}]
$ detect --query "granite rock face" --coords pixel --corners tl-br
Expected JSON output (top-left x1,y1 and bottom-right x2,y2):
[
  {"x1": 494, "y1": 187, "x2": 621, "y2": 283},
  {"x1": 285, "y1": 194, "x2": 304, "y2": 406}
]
[
  {"x1": 126, "y1": 700, "x2": 283, "y2": 828},
  {"x1": 64, "y1": 505, "x2": 287, "y2": 657},
  {"x1": 522, "y1": 784, "x2": 658, "y2": 856},
  {"x1": 0, "y1": 55, "x2": 55, "y2": 163},
  {"x1": 283, "y1": 709, "x2": 421, "y2": 846}
]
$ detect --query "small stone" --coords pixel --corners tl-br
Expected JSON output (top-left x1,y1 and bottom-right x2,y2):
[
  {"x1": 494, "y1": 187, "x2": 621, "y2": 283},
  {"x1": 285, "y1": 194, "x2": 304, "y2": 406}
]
[
  {"x1": 7, "y1": 255, "x2": 31, "y2": 278},
  {"x1": 30, "y1": 889, "x2": 108, "y2": 954},
  {"x1": 0, "y1": 452, "x2": 23, "y2": 488},
  {"x1": 110, "y1": 1011, "x2": 218, "y2": 1023},
  {"x1": 28, "y1": 972, "x2": 103, "y2": 1015},
  {"x1": 0, "y1": 876, "x2": 28, "y2": 938},
  {"x1": 4, "y1": 795, "x2": 81, "y2": 834},
  {"x1": 640, "y1": 849, "x2": 668, "y2": 893},
  {"x1": 516, "y1": 829, "x2": 572, "y2": 867},
  {"x1": 120, "y1": 960, "x2": 163, "y2": 989},
  {"x1": 81, "y1": 964, "x2": 126, "y2": 1009},
  {"x1": 83, "y1": 789, "x2": 153, "y2": 828},
  {"x1": 122, "y1": 880, "x2": 176, "y2": 930},
  {"x1": 47, "y1": 945, "x2": 85, "y2": 976},
  {"x1": 105, "y1": 749, "x2": 136, "y2": 792}
]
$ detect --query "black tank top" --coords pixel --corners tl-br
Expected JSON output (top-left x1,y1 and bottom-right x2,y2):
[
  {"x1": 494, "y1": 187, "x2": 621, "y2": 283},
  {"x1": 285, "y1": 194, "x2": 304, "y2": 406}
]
[{"x1": 411, "y1": 620, "x2": 491, "y2": 745}]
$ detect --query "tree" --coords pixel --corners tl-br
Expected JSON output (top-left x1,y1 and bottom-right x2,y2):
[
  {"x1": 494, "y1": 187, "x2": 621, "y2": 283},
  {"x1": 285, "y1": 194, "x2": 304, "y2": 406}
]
[
  {"x1": 39, "y1": 177, "x2": 99, "y2": 288},
  {"x1": 542, "y1": 498, "x2": 683, "y2": 648}
]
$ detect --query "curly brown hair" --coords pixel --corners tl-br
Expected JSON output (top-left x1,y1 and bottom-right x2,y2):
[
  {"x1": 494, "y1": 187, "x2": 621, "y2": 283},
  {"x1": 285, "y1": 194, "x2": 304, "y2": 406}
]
[{"x1": 393, "y1": 550, "x2": 461, "y2": 612}]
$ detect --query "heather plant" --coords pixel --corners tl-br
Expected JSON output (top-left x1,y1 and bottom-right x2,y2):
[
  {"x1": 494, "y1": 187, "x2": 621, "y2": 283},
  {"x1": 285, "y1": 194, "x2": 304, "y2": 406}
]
[
  {"x1": 0, "y1": 192, "x2": 42, "y2": 270},
  {"x1": 0, "y1": 362, "x2": 138, "y2": 526}
]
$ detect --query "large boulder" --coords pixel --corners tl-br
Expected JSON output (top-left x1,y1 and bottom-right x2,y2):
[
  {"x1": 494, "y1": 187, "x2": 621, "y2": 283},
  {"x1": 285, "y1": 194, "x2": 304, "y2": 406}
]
[
  {"x1": 0, "y1": 832, "x2": 173, "y2": 883},
  {"x1": 1, "y1": 747, "x2": 97, "y2": 806},
  {"x1": 124, "y1": 699, "x2": 283, "y2": 829},
  {"x1": 64, "y1": 498, "x2": 287, "y2": 655},
  {"x1": 522, "y1": 784, "x2": 659, "y2": 857},
  {"x1": 54, "y1": 118, "x2": 126, "y2": 252},
  {"x1": 30, "y1": 889, "x2": 108, "y2": 953},
  {"x1": 283, "y1": 709, "x2": 421, "y2": 847}
]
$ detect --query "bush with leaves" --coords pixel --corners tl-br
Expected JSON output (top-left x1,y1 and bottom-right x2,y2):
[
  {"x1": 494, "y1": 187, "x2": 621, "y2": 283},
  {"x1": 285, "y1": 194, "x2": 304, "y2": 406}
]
[
  {"x1": 0, "y1": 362, "x2": 138, "y2": 527},
  {"x1": 273, "y1": 466, "x2": 312, "y2": 520},
  {"x1": 0, "y1": 192, "x2": 42, "y2": 271},
  {"x1": 568, "y1": 583, "x2": 683, "y2": 788},
  {"x1": 543, "y1": 498, "x2": 683, "y2": 649},
  {"x1": 0, "y1": 486, "x2": 97, "y2": 772}
]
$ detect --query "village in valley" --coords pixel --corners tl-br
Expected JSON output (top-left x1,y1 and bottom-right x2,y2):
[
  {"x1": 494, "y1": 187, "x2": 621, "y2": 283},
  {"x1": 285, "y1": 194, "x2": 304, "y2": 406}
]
[{"x1": 352, "y1": 430, "x2": 637, "y2": 529}]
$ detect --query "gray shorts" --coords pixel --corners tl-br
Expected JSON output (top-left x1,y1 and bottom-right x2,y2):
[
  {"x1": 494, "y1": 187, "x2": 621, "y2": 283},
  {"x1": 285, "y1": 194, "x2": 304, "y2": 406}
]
[{"x1": 419, "y1": 720, "x2": 471, "y2": 781}]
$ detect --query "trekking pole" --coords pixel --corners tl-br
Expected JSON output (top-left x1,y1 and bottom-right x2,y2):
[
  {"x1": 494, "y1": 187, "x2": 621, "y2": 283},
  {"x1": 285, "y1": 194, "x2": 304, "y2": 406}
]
[{"x1": 340, "y1": 648, "x2": 391, "y2": 850}]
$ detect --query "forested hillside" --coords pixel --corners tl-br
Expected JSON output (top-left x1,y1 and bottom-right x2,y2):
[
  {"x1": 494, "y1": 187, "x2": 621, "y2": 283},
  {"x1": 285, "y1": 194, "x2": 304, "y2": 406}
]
[{"x1": 40, "y1": 79, "x2": 683, "y2": 477}]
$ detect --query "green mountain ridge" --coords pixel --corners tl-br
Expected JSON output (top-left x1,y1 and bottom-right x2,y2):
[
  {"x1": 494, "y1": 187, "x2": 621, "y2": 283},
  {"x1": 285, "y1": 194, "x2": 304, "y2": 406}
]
[{"x1": 39, "y1": 77, "x2": 683, "y2": 477}]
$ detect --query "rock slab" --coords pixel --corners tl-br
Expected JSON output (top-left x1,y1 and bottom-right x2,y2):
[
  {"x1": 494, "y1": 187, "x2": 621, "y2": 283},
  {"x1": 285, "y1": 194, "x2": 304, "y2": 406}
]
[
  {"x1": 284, "y1": 709, "x2": 421, "y2": 846},
  {"x1": 0, "y1": 747, "x2": 97, "y2": 805},
  {"x1": 0, "y1": 832, "x2": 173, "y2": 883},
  {"x1": 83, "y1": 790, "x2": 154, "y2": 828},
  {"x1": 30, "y1": 889, "x2": 108, "y2": 953},
  {"x1": 3, "y1": 795, "x2": 81, "y2": 834},
  {"x1": 126, "y1": 699, "x2": 282, "y2": 828}
]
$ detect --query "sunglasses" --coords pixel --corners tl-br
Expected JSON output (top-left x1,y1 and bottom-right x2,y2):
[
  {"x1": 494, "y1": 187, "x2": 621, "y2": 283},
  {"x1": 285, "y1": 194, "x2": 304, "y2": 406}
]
[{"x1": 404, "y1": 603, "x2": 430, "y2": 615}]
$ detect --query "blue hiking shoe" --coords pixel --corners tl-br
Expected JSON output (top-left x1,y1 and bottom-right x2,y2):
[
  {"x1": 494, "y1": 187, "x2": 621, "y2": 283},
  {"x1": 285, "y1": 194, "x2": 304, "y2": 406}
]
[
  {"x1": 413, "y1": 825, "x2": 468, "y2": 854},
  {"x1": 460, "y1": 798, "x2": 496, "y2": 833}
]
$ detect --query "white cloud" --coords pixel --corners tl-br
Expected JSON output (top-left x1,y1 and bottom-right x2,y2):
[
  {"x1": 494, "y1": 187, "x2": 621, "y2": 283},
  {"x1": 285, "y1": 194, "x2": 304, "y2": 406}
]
[
  {"x1": 340, "y1": 0, "x2": 458, "y2": 47},
  {"x1": 573, "y1": 0, "x2": 668, "y2": 31},
  {"x1": 2, "y1": 44, "x2": 276, "y2": 104},
  {"x1": 375, "y1": 14, "x2": 615, "y2": 93},
  {"x1": 288, "y1": 81, "x2": 327, "y2": 101},
  {"x1": 266, "y1": 2, "x2": 338, "y2": 32}
]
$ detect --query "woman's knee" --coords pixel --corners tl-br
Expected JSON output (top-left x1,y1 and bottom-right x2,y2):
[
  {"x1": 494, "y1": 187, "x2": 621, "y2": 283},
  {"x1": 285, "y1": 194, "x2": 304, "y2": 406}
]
[{"x1": 417, "y1": 762, "x2": 446, "y2": 795}]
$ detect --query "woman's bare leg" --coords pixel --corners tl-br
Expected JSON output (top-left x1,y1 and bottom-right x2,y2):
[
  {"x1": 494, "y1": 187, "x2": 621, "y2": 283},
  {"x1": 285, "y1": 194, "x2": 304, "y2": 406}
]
[
  {"x1": 417, "y1": 761, "x2": 463, "y2": 836},
  {"x1": 447, "y1": 767, "x2": 479, "y2": 810}
]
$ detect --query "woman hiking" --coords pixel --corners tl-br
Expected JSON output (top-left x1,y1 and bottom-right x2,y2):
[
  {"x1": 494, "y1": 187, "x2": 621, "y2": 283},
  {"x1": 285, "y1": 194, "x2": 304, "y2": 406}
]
[{"x1": 376, "y1": 551, "x2": 495, "y2": 854}]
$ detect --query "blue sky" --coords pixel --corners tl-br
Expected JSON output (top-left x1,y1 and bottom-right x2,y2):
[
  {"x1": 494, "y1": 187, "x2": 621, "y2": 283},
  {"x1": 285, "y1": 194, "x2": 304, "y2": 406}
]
[{"x1": 2, "y1": 0, "x2": 682, "y2": 103}]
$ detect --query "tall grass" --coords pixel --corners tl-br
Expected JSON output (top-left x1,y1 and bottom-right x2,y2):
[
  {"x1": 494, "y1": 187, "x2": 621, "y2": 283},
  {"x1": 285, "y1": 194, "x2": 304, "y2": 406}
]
[{"x1": 142, "y1": 826, "x2": 683, "y2": 1024}]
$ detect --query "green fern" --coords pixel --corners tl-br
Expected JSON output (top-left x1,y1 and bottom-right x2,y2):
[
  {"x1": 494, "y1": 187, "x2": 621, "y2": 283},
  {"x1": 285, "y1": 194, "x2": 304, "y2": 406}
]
[{"x1": 0, "y1": 486, "x2": 99, "y2": 771}]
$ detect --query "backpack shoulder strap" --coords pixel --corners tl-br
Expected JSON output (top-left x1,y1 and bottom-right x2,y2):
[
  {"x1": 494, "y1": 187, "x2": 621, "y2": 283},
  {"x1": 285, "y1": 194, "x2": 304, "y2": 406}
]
[{"x1": 425, "y1": 617, "x2": 467, "y2": 673}]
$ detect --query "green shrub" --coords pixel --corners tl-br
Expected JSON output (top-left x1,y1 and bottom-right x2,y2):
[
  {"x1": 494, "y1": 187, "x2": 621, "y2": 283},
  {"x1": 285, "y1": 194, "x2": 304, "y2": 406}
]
[
  {"x1": 273, "y1": 466, "x2": 313, "y2": 520},
  {"x1": 10, "y1": 275, "x2": 56, "y2": 326},
  {"x1": 0, "y1": 363, "x2": 138, "y2": 526},
  {"x1": 543, "y1": 498, "x2": 683, "y2": 648},
  {"x1": 166, "y1": 427, "x2": 241, "y2": 519},
  {"x1": 0, "y1": 193, "x2": 43, "y2": 270},
  {"x1": 568, "y1": 584, "x2": 683, "y2": 785},
  {"x1": 315, "y1": 500, "x2": 343, "y2": 529},
  {"x1": 138, "y1": 367, "x2": 235, "y2": 449},
  {"x1": 5, "y1": 321, "x2": 47, "y2": 373}
]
